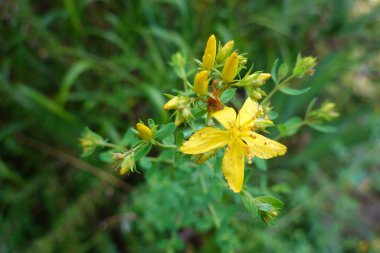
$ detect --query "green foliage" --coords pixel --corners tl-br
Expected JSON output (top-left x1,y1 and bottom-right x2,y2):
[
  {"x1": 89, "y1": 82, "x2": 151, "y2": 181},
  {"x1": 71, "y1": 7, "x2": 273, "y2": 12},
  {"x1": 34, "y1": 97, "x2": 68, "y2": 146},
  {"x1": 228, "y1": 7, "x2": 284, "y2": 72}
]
[{"x1": 1, "y1": 0, "x2": 380, "y2": 252}]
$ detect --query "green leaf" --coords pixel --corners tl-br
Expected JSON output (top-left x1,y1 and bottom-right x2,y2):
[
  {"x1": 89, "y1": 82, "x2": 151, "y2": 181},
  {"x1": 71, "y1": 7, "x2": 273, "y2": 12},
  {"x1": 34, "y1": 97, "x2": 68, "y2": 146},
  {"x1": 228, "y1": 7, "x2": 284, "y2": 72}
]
[
  {"x1": 121, "y1": 128, "x2": 140, "y2": 146},
  {"x1": 134, "y1": 143, "x2": 153, "y2": 160},
  {"x1": 220, "y1": 88, "x2": 236, "y2": 104},
  {"x1": 214, "y1": 151, "x2": 223, "y2": 172},
  {"x1": 57, "y1": 60, "x2": 93, "y2": 106},
  {"x1": 147, "y1": 118, "x2": 155, "y2": 128},
  {"x1": 309, "y1": 124, "x2": 337, "y2": 133},
  {"x1": 191, "y1": 107, "x2": 206, "y2": 118},
  {"x1": 277, "y1": 117, "x2": 302, "y2": 137},
  {"x1": 155, "y1": 123, "x2": 176, "y2": 140},
  {"x1": 17, "y1": 85, "x2": 75, "y2": 122},
  {"x1": 254, "y1": 196, "x2": 284, "y2": 209},
  {"x1": 277, "y1": 63, "x2": 289, "y2": 81},
  {"x1": 175, "y1": 132, "x2": 184, "y2": 147},
  {"x1": 240, "y1": 190, "x2": 258, "y2": 218},
  {"x1": 99, "y1": 151, "x2": 113, "y2": 163},
  {"x1": 271, "y1": 58, "x2": 280, "y2": 85},
  {"x1": 279, "y1": 87, "x2": 311, "y2": 95},
  {"x1": 305, "y1": 97, "x2": 318, "y2": 117},
  {"x1": 267, "y1": 111, "x2": 278, "y2": 120}
]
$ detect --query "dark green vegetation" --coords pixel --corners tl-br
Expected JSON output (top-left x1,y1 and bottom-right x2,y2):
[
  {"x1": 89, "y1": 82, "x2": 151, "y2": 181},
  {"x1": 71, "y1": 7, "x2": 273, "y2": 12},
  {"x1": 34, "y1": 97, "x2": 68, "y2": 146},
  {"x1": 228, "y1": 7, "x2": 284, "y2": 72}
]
[{"x1": 1, "y1": 0, "x2": 380, "y2": 252}]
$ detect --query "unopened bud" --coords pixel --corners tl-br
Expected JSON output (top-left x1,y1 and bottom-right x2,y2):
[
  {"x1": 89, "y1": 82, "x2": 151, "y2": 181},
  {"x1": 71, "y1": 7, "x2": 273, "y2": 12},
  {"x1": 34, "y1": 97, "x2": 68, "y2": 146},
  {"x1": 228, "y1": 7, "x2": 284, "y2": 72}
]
[
  {"x1": 181, "y1": 107, "x2": 192, "y2": 119},
  {"x1": 175, "y1": 114, "x2": 184, "y2": 126},
  {"x1": 120, "y1": 152, "x2": 135, "y2": 175},
  {"x1": 163, "y1": 96, "x2": 188, "y2": 110},
  {"x1": 202, "y1": 34, "x2": 216, "y2": 71},
  {"x1": 293, "y1": 56, "x2": 317, "y2": 78},
  {"x1": 136, "y1": 122, "x2": 153, "y2": 141},
  {"x1": 216, "y1": 40, "x2": 234, "y2": 63},
  {"x1": 222, "y1": 52, "x2": 239, "y2": 83},
  {"x1": 257, "y1": 73, "x2": 271, "y2": 83},
  {"x1": 79, "y1": 128, "x2": 105, "y2": 156},
  {"x1": 193, "y1": 70, "x2": 209, "y2": 96}
]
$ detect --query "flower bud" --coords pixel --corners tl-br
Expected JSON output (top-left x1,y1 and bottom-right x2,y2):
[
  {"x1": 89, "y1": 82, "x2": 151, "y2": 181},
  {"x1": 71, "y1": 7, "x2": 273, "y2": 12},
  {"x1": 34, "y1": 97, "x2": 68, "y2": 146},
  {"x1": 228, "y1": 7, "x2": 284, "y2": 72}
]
[
  {"x1": 320, "y1": 102, "x2": 339, "y2": 119},
  {"x1": 79, "y1": 128, "x2": 105, "y2": 156},
  {"x1": 163, "y1": 96, "x2": 188, "y2": 110},
  {"x1": 175, "y1": 114, "x2": 184, "y2": 126},
  {"x1": 293, "y1": 56, "x2": 317, "y2": 78},
  {"x1": 216, "y1": 40, "x2": 234, "y2": 63},
  {"x1": 202, "y1": 34, "x2": 216, "y2": 71},
  {"x1": 120, "y1": 152, "x2": 135, "y2": 175},
  {"x1": 257, "y1": 73, "x2": 271, "y2": 83},
  {"x1": 136, "y1": 122, "x2": 153, "y2": 141},
  {"x1": 222, "y1": 52, "x2": 239, "y2": 83},
  {"x1": 181, "y1": 107, "x2": 192, "y2": 119},
  {"x1": 193, "y1": 70, "x2": 209, "y2": 96}
]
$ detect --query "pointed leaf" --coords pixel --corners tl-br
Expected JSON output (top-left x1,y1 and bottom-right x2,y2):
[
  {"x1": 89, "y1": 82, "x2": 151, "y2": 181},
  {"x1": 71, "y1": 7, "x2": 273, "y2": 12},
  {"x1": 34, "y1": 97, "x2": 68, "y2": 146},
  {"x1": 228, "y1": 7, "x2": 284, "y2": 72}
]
[{"x1": 279, "y1": 87, "x2": 311, "y2": 95}]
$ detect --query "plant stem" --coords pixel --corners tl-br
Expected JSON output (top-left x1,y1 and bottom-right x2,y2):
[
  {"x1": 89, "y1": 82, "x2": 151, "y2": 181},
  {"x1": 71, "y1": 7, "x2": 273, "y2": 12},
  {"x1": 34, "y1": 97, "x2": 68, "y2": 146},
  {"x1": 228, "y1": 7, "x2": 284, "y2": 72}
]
[
  {"x1": 261, "y1": 75, "x2": 294, "y2": 105},
  {"x1": 101, "y1": 142, "x2": 122, "y2": 150},
  {"x1": 153, "y1": 141, "x2": 177, "y2": 149}
]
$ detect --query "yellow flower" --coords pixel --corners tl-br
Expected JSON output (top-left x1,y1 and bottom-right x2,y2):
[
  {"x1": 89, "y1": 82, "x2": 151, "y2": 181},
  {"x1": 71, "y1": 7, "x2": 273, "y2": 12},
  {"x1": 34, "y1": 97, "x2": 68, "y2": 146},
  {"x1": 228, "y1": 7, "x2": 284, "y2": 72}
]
[
  {"x1": 180, "y1": 98, "x2": 286, "y2": 192},
  {"x1": 193, "y1": 70, "x2": 209, "y2": 96},
  {"x1": 136, "y1": 122, "x2": 153, "y2": 141},
  {"x1": 202, "y1": 34, "x2": 216, "y2": 71},
  {"x1": 221, "y1": 52, "x2": 239, "y2": 83}
]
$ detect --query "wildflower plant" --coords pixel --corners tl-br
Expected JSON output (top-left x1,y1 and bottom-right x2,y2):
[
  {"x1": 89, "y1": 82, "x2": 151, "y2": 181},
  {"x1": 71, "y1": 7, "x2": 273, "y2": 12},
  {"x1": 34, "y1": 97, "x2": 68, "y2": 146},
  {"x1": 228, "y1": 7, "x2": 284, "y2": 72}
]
[{"x1": 80, "y1": 35, "x2": 338, "y2": 224}]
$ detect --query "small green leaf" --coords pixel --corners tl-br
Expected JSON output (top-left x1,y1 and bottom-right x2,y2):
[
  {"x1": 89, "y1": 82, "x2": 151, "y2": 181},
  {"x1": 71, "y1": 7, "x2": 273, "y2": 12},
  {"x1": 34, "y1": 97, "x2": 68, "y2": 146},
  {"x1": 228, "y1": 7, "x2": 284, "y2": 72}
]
[
  {"x1": 240, "y1": 190, "x2": 258, "y2": 218},
  {"x1": 279, "y1": 87, "x2": 311, "y2": 95},
  {"x1": 147, "y1": 119, "x2": 155, "y2": 128},
  {"x1": 277, "y1": 117, "x2": 302, "y2": 137},
  {"x1": 305, "y1": 97, "x2": 318, "y2": 117},
  {"x1": 309, "y1": 124, "x2": 337, "y2": 133},
  {"x1": 254, "y1": 196, "x2": 284, "y2": 209},
  {"x1": 191, "y1": 107, "x2": 206, "y2": 118},
  {"x1": 277, "y1": 63, "x2": 289, "y2": 81},
  {"x1": 121, "y1": 128, "x2": 139, "y2": 146},
  {"x1": 99, "y1": 151, "x2": 113, "y2": 163},
  {"x1": 220, "y1": 88, "x2": 236, "y2": 104},
  {"x1": 271, "y1": 58, "x2": 280, "y2": 85},
  {"x1": 214, "y1": 151, "x2": 223, "y2": 172},
  {"x1": 267, "y1": 111, "x2": 278, "y2": 120},
  {"x1": 57, "y1": 60, "x2": 93, "y2": 106},
  {"x1": 155, "y1": 122, "x2": 176, "y2": 140},
  {"x1": 134, "y1": 143, "x2": 152, "y2": 160}
]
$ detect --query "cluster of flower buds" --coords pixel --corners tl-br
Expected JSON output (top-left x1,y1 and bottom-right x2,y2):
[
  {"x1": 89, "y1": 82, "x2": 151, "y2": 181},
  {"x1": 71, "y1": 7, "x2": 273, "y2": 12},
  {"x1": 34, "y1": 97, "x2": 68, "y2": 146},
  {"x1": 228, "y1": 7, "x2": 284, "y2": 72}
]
[
  {"x1": 293, "y1": 55, "x2": 317, "y2": 77},
  {"x1": 164, "y1": 34, "x2": 275, "y2": 126},
  {"x1": 79, "y1": 128, "x2": 106, "y2": 156},
  {"x1": 236, "y1": 69, "x2": 272, "y2": 100},
  {"x1": 164, "y1": 96, "x2": 192, "y2": 126},
  {"x1": 307, "y1": 101, "x2": 339, "y2": 123},
  {"x1": 112, "y1": 152, "x2": 136, "y2": 175}
]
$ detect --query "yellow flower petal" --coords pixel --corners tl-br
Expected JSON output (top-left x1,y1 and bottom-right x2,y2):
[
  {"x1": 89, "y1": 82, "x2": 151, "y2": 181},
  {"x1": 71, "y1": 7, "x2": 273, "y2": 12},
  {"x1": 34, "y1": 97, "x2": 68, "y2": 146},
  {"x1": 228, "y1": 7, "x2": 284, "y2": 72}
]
[
  {"x1": 212, "y1": 107, "x2": 236, "y2": 130},
  {"x1": 222, "y1": 139, "x2": 245, "y2": 193},
  {"x1": 236, "y1": 97, "x2": 259, "y2": 127},
  {"x1": 242, "y1": 132, "x2": 287, "y2": 159},
  {"x1": 180, "y1": 127, "x2": 230, "y2": 155}
]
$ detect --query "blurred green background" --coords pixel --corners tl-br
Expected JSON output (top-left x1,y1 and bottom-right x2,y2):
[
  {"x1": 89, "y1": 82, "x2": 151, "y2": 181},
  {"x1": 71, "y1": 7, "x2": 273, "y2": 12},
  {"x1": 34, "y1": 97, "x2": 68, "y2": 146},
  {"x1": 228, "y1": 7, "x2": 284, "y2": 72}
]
[{"x1": 1, "y1": 0, "x2": 380, "y2": 252}]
